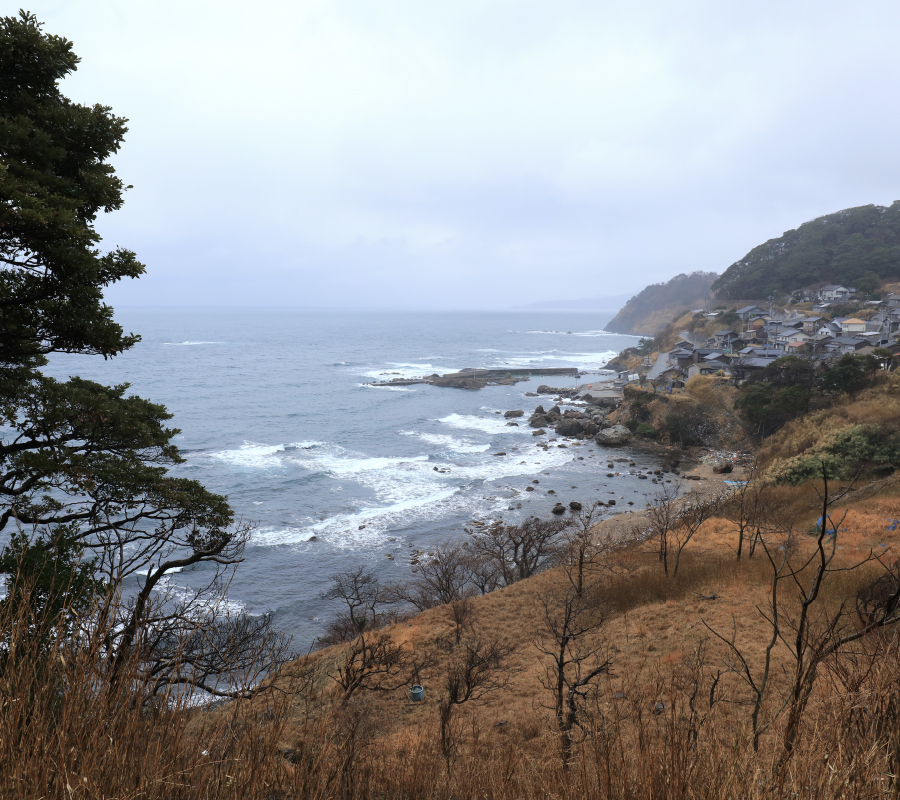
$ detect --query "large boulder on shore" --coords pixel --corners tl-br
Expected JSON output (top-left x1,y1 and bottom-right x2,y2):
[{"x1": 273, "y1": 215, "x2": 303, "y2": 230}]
[
  {"x1": 547, "y1": 405, "x2": 563, "y2": 420},
  {"x1": 555, "y1": 418, "x2": 583, "y2": 437},
  {"x1": 595, "y1": 425, "x2": 633, "y2": 446},
  {"x1": 529, "y1": 414, "x2": 551, "y2": 428},
  {"x1": 504, "y1": 409, "x2": 524, "y2": 418}
]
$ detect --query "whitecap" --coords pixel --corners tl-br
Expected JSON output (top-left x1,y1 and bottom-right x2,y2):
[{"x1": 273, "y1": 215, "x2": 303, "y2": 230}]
[
  {"x1": 359, "y1": 362, "x2": 457, "y2": 380},
  {"x1": 163, "y1": 341, "x2": 225, "y2": 346},
  {"x1": 252, "y1": 527, "x2": 320, "y2": 546},
  {"x1": 135, "y1": 565, "x2": 184, "y2": 576},
  {"x1": 359, "y1": 383, "x2": 417, "y2": 392},
  {"x1": 399, "y1": 430, "x2": 490, "y2": 454},
  {"x1": 526, "y1": 330, "x2": 632, "y2": 338},
  {"x1": 436, "y1": 413, "x2": 530, "y2": 436},
  {"x1": 207, "y1": 440, "x2": 325, "y2": 469}
]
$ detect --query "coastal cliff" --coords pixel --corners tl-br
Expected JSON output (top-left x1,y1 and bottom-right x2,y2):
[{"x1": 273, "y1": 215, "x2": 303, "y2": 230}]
[{"x1": 604, "y1": 271, "x2": 718, "y2": 335}]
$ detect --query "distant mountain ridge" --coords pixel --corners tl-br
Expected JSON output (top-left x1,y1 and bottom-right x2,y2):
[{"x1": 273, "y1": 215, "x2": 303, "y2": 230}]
[
  {"x1": 713, "y1": 201, "x2": 900, "y2": 299},
  {"x1": 604, "y1": 272, "x2": 718, "y2": 335}
]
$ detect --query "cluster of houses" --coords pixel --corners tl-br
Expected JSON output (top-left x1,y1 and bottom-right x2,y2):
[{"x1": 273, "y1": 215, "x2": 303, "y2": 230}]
[{"x1": 633, "y1": 291, "x2": 900, "y2": 389}]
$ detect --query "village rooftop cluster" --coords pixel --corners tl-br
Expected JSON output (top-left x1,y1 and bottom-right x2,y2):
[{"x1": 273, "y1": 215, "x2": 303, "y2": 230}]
[{"x1": 630, "y1": 285, "x2": 900, "y2": 388}]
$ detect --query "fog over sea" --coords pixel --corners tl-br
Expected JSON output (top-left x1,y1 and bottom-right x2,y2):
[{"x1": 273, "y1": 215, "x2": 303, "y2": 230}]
[{"x1": 43, "y1": 309, "x2": 661, "y2": 650}]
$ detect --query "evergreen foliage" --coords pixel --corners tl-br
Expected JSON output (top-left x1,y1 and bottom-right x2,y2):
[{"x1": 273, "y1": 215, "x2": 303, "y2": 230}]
[
  {"x1": 768, "y1": 424, "x2": 900, "y2": 485},
  {"x1": 0, "y1": 12, "x2": 289, "y2": 696},
  {"x1": 713, "y1": 202, "x2": 900, "y2": 299}
]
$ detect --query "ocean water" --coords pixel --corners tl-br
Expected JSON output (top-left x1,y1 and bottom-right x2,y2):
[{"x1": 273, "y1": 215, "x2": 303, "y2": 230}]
[{"x1": 39, "y1": 309, "x2": 661, "y2": 649}]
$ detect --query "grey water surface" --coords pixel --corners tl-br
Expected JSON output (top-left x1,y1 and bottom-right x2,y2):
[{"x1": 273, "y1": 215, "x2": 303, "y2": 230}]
[{"x1": 42, "y1": 309, "x2": 663, "y2": 650}]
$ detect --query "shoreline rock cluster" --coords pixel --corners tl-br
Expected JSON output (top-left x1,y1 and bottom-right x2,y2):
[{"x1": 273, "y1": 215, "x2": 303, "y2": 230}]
[{"x1": 525, "y1": 396, "x2": 633, "y2": 447}]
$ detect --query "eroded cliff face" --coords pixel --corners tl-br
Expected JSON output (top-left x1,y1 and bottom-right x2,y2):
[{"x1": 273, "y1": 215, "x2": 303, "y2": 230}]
[{"x1": 605, "y1": 271, "x2": 718, "y2": 335}]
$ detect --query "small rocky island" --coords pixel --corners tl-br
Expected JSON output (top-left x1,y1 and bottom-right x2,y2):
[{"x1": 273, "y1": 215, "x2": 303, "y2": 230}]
[{"x1": 366, "y1": 366, "x2": 581, "y2": 390}]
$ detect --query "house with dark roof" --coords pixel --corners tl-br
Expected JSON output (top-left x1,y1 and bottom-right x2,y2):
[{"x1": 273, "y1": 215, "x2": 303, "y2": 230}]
[
  {"x1": 802, "y1": 316, "x2": 825, "y2": 334},
  {"x1": 819, "y1": 285, "x2": 855, "y2": 302},
  {"x1": 688, "y1": 360, "x2": 732, "y2": 379},
  {"x1": 713, "y1": 330, "x2": 744, "y2": 350},
  {"x1": 817, "y1": 321, "x2": 842, "y2": 335},
  {"x1": 736, "y1": 305, "x2": 765, "y2": 319},
  {"x1": 731, "y1": 355, "x2": 780, "y2": 381},
  {"x1": 830, "y1": 336, "x2": 868, "y2": 354}
]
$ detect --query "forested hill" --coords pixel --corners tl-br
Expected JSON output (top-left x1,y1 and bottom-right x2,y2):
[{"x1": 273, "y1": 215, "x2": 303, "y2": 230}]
[
  {"x1": 713, "y1": 201, "x2": 900, "y2": 299},
  {"x1": 603, "y1": 271, "x2": 718, "y2": 335}
]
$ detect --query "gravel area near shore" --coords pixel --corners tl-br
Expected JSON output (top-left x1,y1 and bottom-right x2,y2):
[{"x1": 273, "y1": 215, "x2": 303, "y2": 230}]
[{"x1": 591, "y1": 457, "x2": 749, "y2": 543}]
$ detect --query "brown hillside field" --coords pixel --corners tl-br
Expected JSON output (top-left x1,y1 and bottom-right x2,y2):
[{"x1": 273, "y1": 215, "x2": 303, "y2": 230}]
[
  {"x1": 8, "y1": 471, "x2": 900, "y2": 797},
  {"x1": 184, "y1": 470, "x2": 900, "y2": 798}
]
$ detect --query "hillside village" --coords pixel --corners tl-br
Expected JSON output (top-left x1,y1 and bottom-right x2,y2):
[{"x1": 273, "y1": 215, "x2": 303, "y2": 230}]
[{"x1": 617, "y1": 283, "x2": 900, "y2": 389}]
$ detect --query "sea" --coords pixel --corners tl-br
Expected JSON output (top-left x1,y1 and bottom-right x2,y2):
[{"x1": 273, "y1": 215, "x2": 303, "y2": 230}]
[{"x1": 37, "y1": 309, "x2": 663, "y2": 651}]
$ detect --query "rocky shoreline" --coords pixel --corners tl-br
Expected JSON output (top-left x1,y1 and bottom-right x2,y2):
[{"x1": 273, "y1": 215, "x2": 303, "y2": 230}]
[
  {"x1": 490, "y1": 387, "x2": 749, "y2": 527},
  {"x1": 508, "y1": 385, "x2": 633, "y2": 447}
]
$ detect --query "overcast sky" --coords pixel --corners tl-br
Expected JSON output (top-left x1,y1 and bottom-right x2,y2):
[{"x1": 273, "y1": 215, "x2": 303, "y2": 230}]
[{"x1": 36, "y1": 0, "x2": 900, "y2": 309}]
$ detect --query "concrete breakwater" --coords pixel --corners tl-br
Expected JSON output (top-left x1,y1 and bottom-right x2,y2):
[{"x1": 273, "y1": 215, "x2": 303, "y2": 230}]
[{"x1": 366, "y1": 366, "x2": 580, "y2": 390}]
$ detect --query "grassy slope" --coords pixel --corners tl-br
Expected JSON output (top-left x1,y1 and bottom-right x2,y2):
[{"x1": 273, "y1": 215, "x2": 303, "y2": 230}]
[{"x1": 256, "y1": 375, "x2": 900, "y2": 795}]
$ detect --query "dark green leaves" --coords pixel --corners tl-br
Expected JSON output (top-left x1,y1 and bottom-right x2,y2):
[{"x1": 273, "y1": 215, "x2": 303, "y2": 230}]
[{"x1": 713, "y1": 202, "x2": 900, "y2": 298}]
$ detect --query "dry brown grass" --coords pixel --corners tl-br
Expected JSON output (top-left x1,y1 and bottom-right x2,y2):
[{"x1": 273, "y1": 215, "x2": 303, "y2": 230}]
[{"x1": 7, "y1": 478, "x2": 900, "y2": 798}]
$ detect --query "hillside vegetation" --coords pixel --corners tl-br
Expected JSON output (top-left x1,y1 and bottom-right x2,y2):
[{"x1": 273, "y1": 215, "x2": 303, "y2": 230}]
[
  {"x1": 713, "y1": 201, "x2": 900, "y2": 298},
  {"x1": 604, "y1": 271, "x2": 718, "y2": 335}
]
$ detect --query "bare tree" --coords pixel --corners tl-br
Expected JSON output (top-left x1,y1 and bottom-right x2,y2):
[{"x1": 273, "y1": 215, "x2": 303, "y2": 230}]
[
  {"x1": 721, "y1": 464, "x2": 771, "y2": 560},
  {"x1": 437, "y1": 633, "x2": 516, "y2": 766},
  {"x1": 644, "y1": 482, "x2": 720, "y2": 577},
  {"x1": 330, "y1": 632, "x2": 409, "y2": 707},
  {"x1": 563, "y1": 500, "x2": 629, "y2": 597},
  {"x1": 706, "y1": 466, "x2": 900, "y2": 769},
  {"x1": 534, "y1": 585, "x2": 613, "y2": 766},
  {"x1": 321, "y1": 567, "x2": 391, "y2": 637},
  {"x1": 447, "y1": 597, "x2": 476, "y2": 645},
  {"x1": 320, "y1": 567, "x2": 427, "y2": 706},
  {"x1": 468, "y1": 516, "x2": 571, "y2": 587},
  {"x1": 466, "y1": 552, "x2": 502, "y2": 595},
  {"x1": 135, "y1": 597, "x2": 292, "y2": 701},
  {"x1": 389, "y1": 541, "x2": 478, "y2": 610}
]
